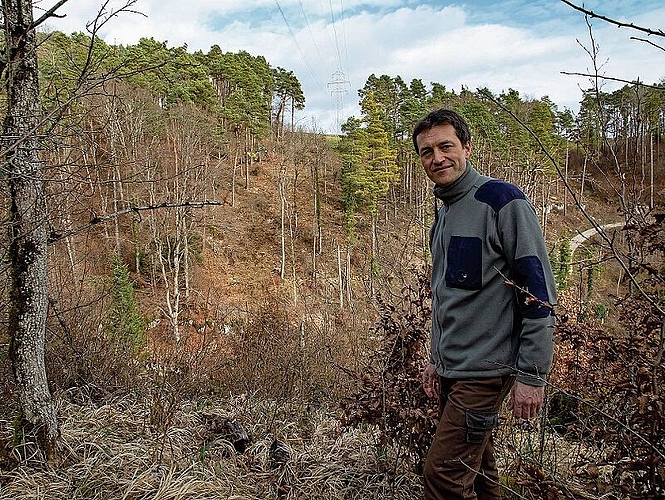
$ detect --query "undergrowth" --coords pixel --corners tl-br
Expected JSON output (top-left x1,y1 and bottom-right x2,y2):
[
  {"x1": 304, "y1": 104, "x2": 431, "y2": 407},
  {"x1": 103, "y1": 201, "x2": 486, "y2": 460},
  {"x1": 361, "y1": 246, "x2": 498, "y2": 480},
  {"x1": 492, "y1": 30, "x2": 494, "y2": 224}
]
[
  {"x1": 0, "y1": 393, "x2": 423, "y2": 500},
  {"x1": 2, "y1": 255, "x2": 664, "y2": 499}
]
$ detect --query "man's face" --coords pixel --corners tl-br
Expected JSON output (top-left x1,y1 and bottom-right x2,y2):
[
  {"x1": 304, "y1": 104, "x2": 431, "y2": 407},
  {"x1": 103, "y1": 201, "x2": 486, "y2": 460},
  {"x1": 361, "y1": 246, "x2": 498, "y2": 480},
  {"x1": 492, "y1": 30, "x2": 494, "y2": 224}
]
[{"x1": 416, "y1": 123, "x2": 471, "y2": 187}]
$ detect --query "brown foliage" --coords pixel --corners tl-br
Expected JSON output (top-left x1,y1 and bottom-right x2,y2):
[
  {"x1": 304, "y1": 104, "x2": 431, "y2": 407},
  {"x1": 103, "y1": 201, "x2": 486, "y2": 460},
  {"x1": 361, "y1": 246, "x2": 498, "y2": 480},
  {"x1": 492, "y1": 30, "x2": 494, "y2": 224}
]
[
  {"x1": 339, "y1": 268, "x2": 437, "y2": 473},
  {"x1": 550, "y1": 216, "x2": 665, "y2": 498}
]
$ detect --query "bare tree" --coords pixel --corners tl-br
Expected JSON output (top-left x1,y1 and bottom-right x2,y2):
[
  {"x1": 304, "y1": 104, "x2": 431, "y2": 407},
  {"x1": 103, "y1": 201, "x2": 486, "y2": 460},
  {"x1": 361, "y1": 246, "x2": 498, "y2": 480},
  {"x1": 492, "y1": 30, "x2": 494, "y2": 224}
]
[
  {"x1": 2, "y1": 0, "x2": 62, "y2": 459},
  {"x1": 1, "y1": 0, "x2": 143, "y2": 460}
]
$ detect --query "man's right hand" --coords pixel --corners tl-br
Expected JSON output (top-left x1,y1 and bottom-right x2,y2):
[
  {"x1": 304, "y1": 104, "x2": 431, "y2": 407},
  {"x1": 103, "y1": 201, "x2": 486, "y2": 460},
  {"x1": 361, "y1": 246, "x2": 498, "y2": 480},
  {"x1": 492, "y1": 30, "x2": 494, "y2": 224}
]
[
  {"x1": 422, "y1": 362, "x2": 439, "y2": 399},
  {"x1": 508, "y1": 381, "x2": 545, "y2": 419}
]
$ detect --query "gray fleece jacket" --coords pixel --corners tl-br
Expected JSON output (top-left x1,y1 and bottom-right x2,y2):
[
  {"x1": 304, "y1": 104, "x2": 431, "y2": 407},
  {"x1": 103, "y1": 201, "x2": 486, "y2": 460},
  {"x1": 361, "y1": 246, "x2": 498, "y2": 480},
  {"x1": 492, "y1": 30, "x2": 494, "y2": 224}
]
[{"x1": 429, "y1": 164, "x2": 556, "y2": 386}]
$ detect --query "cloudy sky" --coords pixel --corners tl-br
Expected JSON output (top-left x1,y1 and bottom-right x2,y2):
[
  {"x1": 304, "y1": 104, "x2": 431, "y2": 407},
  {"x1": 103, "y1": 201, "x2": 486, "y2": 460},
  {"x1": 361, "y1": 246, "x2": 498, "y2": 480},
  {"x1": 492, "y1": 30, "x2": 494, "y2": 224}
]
[{"x1": 40, "y1": 0, "x2": 665, "y2": 133}]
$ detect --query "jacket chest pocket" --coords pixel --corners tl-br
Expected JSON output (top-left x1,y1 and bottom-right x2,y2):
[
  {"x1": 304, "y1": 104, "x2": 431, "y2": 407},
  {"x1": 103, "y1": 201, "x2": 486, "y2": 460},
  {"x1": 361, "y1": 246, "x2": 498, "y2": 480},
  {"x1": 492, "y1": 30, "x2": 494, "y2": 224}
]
[{"x1": 445, "y1": 236, "x2": 482, "y2": 290}]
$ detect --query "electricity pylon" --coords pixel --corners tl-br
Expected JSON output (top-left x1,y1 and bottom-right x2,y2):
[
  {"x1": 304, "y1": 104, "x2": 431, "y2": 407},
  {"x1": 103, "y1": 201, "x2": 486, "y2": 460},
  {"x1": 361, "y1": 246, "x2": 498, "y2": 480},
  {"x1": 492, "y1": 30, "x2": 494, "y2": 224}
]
[{"x1": 327, "y1": 69, "x2": 350, "y2": 134}]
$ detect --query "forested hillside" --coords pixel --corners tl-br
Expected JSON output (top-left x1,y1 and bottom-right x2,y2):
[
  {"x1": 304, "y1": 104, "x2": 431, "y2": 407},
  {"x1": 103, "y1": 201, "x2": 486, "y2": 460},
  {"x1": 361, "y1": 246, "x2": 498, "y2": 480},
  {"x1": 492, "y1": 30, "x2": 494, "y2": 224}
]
[{"x1": 1, "y1": 6, "x2": 665, "y2": 498}]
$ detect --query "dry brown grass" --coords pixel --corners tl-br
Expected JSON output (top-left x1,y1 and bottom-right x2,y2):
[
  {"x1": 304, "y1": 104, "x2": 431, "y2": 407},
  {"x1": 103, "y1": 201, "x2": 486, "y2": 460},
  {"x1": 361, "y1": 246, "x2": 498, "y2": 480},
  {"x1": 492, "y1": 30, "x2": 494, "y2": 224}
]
[{"x1": 0, "y1": 392, "x2": 423, "y2": 500}]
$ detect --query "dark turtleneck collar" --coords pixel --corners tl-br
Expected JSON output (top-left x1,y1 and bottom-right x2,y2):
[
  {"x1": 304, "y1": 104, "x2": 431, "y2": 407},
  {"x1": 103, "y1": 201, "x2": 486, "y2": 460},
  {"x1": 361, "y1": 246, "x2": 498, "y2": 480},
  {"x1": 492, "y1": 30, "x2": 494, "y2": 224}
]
[{"x1": 432, "y1": 162, "x2": 481, "y2": 204}]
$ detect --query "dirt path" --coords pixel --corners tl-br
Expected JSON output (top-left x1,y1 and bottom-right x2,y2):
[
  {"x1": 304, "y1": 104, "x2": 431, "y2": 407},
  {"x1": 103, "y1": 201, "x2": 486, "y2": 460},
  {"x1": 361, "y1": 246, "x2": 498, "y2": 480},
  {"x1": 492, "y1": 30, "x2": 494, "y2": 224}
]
[{"x1": 570, "y1": 222, "x2": 624, "y2": 255}]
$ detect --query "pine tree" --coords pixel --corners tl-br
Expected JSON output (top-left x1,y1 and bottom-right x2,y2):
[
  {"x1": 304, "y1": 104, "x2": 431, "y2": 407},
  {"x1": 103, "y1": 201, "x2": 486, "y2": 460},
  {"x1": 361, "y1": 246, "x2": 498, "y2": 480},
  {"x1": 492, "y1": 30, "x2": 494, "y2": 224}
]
[{"x1": 107, "y1": 253, "x2": 146, "y2": 354}]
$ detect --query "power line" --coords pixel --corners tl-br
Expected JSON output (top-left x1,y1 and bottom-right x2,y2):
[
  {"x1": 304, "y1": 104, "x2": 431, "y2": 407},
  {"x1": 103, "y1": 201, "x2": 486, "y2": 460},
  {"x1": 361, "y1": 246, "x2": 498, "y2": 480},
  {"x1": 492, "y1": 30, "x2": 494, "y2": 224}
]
[
  {"x1": 298, "y1": 0, "x2": 324, "y2": 64},
  {"x1": 328, "y1": 0, "x2": 344, "y2": 74},
  {"x1": 274, "y1": 0, "x2": 323, "y2": 87},
  {"x1": 338, "y1": 0, "x2": 350, "y2": 77},
  {"x1": 277, "y1": 1, "x2": 351, "y2": 133}
]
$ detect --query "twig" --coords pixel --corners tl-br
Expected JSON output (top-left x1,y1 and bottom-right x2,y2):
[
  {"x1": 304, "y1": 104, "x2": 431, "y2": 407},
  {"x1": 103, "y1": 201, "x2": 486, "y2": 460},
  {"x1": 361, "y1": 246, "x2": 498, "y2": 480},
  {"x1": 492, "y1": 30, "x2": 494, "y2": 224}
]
[
  {"x1": 494, "y1": 266, "x2": 556, "y2": 316},
  {"x1": 560, "y1": 0, "x2": 665, "y2": 38},
  {"x1": 559, "y1": 72, "x2": 664, "y2": 90},
  {"x1": 31, "y1": 0, "x2": 70, "y2": 29},
  {"x1": 49, "y1": 200, "x2": 224, "y2": 243},
  {"x1": 630, "y1": 37, "x2": 665, "y2": 53},
  {"x1": 499, "y1": 364, "x2": 665, "y2": 462}
]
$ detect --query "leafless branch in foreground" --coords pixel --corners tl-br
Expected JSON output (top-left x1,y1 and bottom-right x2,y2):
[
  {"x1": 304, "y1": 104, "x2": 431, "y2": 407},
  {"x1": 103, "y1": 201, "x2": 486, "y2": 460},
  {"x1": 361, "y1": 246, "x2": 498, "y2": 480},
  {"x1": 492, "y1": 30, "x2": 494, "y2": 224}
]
[
  {"x1": 560, "y1": 0, "x2": 665, "y2": 38},
  {"x1": 560, "y1": 72, "x2": 665, "y2": 90},
  {"x1": 49, "y1": 200, "x2": 225, "y2": 243}
]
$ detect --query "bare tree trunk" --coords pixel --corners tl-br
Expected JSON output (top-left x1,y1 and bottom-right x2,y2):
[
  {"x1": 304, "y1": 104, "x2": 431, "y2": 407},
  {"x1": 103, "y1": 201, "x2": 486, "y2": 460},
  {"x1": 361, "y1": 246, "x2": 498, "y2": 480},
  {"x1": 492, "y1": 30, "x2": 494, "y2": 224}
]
[
  {"x1": 279, "y1": 169, "x2": 287, "y2": 280},
  {"x1": 3, "y1": 0, "x2": 60, "y2": 458},
  {"x1": 563, "y1": 146, "x2": 569, "y2": 217},
  {"x1": 311, "y1": 234, "x2": 316, "y2": 281},
  {"x1": 337, "y1": 244, "x2": 344, "y2": 308},
  {"x1": 346, "y1": 249, "x2": 352, "y2": 307},
  {"x1": 580, "y1": 154, "x2": 588, "y2": 205},
  {"x1": 232, "y1": 149, "x2": 238, "y2": 207},
  {"x1": 311, "y1": 157, "x2": 321, "y2": 281},
  {"x1": 108, "y1": 98, "x2": 124, "y2": 251},
  {"x1": 370, "y1": 212, "x2": 377, "y2": 296},
  {"x1": 155, "y1": 231, "x2": 182, "y2": 342},
  {"x1": 650, "y1": 133, "x2": 654, "y2": 209},
  {"x1": 183, "y1": 218, "x2": 191, "y2": 300}
]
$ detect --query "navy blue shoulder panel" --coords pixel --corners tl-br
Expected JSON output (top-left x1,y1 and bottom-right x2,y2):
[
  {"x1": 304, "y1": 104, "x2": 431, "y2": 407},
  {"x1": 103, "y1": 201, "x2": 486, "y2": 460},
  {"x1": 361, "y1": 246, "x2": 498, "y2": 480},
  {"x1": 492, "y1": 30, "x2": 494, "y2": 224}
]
[{"x1": 475, "y1": 180, "x2": 526, "y2": 212}]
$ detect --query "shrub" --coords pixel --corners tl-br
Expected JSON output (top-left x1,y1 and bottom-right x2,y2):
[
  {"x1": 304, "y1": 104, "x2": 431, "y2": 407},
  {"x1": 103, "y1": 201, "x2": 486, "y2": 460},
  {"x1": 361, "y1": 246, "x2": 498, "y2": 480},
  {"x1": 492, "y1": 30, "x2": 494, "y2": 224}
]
[{"x1": 339, "y1": 268, "x2": 436, "y2": 473}]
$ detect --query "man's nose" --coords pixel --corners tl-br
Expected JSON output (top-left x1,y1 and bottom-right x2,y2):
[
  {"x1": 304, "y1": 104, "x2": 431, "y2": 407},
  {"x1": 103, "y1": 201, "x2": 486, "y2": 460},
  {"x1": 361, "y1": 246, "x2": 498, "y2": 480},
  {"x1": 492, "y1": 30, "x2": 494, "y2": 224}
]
[{"x1": 433, "y1": 149, "x2": 445, "y2": 163}]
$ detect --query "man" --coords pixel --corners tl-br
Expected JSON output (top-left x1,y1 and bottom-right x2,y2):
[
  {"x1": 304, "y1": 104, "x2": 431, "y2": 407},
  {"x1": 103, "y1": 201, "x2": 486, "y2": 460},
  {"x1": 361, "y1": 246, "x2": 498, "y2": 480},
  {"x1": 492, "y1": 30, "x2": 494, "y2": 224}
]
[{"x1": 413, "y1": 109, "x2": 556, "y2": 499}]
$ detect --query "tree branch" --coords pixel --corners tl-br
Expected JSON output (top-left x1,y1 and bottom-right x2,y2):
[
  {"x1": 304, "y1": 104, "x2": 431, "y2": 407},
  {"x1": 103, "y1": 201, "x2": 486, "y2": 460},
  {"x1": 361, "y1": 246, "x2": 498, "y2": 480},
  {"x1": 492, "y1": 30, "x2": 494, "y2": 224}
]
[
  {"x1": 49, "y1": 200, "x2": 225, "y2": 243},
  {"x1": 630, "y1": 37, "x2": 665, "y2": 53},
  {"x1": 494, "y1": 267, "x2": 556, "y2": 316},
  {"x1": 31, "y1": 0, "x2": 70, "y2": 30},
  {"x1": 559, "y1": 72, "x2": 665, "y2": 90},
  {"x1": 560, "y1": 0, "x2": 665, "y2": 38}
]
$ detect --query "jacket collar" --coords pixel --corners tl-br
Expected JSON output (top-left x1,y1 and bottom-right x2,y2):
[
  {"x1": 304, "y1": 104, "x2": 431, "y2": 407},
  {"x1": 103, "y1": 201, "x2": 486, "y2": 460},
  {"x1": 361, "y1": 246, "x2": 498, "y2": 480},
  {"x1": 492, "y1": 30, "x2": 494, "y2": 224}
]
[{"x1": 432, "y1": 162, "x2": 480, "y2": 204}]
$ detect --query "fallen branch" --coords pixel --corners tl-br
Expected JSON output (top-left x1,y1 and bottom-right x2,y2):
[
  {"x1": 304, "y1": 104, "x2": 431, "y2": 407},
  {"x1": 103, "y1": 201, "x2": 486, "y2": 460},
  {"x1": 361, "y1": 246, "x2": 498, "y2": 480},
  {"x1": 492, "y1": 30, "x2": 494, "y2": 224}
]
[{"x1": 49, "y1": 200, "x2": 225, "y2": 243}]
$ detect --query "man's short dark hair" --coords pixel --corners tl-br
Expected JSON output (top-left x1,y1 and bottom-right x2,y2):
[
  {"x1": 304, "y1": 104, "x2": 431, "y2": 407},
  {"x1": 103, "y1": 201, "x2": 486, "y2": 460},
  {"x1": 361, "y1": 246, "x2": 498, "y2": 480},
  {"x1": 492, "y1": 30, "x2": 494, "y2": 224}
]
[{"x1": 412, "y1": 109, "x2": 472, "y2": 154}]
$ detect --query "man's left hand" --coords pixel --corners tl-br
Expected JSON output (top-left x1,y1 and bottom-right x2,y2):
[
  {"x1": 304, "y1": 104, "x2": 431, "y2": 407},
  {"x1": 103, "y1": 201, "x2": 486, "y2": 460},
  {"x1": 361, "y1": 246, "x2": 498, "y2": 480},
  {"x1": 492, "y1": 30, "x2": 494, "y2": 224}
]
[{"x1": 508, "y1": 381, "x2": 544, "y2": 419}]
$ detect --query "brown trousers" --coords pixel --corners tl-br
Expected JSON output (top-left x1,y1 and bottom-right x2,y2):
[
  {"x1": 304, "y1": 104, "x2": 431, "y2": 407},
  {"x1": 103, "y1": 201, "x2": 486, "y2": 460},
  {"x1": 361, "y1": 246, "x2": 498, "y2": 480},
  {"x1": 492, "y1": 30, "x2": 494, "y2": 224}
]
[{"x1": 423, "y1": 376, "x2": 514, "y2": 500}]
